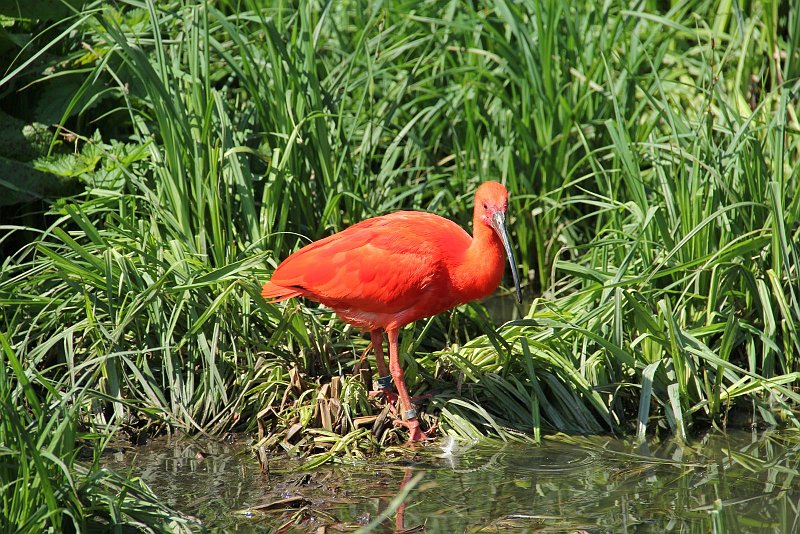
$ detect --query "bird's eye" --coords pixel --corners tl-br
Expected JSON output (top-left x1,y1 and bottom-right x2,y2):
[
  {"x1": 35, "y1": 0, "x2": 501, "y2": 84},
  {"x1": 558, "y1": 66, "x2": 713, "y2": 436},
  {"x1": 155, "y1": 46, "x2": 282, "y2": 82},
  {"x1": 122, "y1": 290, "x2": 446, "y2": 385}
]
[{"x1": 482, "y1": 202, "x2": 488, "y2": 210}]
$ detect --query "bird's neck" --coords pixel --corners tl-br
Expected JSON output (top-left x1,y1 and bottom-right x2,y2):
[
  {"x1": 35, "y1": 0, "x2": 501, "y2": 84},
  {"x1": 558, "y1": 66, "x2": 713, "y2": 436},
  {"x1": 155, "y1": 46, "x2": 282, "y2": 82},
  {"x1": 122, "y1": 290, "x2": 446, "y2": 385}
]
[{"x1": 452, "y1": 218, "x2": 505, "y2": 303}]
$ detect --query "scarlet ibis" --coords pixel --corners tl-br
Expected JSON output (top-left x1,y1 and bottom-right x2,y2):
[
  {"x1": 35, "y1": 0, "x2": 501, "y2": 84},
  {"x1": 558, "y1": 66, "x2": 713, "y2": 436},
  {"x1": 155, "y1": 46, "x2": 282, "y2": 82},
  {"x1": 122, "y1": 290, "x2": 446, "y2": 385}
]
[{"x1": 262, "y1": 181, "x2": 522, "y2": 442}]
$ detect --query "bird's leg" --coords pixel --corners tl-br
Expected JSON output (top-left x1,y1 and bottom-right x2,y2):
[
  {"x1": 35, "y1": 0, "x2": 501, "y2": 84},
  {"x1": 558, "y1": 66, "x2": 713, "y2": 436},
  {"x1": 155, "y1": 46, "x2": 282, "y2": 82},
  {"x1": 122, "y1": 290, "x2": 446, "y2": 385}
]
[
  {"x1": 387, "y1": 328, "x2": 432, "y2": 443},
  {"x1": 368, "y1": 328, "x2": 399, "y2": 404},
  {"x1": 371, "y1": 329, "x2": 390, "y2": 385},
  {"x1": 371, "y1": 329, "x2": 432, "y2": 407}
]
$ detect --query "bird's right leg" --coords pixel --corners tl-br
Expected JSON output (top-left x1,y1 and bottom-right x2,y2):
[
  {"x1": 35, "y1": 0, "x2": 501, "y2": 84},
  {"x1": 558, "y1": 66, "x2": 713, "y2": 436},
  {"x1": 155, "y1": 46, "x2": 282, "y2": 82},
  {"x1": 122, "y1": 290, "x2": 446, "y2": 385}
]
[
  {"x1": 368, "y1": 328, "x2": 399, "y2": 403},
  {"x1": 387, "y1": 328, "x2": 430, "y2": 443},
  {"x1": 371, "y1": 328, "x2": 389, "y2": 382}
]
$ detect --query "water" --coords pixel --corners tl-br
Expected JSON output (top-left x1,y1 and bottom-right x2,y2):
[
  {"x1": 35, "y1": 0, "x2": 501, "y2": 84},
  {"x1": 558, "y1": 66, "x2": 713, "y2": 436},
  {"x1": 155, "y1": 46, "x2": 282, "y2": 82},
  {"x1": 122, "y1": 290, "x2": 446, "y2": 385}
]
[{"x1": 106, "y1": 430, "x2": 800, "y2": 532}]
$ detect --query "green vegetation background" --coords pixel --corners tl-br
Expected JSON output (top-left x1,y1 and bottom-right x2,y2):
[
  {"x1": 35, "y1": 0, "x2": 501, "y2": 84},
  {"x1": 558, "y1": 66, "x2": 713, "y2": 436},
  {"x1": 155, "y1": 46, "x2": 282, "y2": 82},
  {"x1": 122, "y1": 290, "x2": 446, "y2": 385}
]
[{"x1": 1, "y1": 0, "x2": 799, "y2": 530}]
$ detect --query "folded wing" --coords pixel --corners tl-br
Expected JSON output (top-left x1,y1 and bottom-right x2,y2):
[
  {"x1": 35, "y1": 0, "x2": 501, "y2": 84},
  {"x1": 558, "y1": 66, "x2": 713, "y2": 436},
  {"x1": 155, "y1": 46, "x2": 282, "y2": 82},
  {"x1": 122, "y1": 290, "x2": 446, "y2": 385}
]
[{"x1": 264, "y1": 211, "x2": 470, "y2": 314}]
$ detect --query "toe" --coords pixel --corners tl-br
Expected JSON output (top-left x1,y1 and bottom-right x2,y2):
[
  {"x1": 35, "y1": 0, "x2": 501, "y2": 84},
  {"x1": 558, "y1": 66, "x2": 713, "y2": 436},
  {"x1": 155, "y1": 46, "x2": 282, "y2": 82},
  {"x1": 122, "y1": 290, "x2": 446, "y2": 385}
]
[{"x1": 393, "y1": 417, "x2": 435, "y2": 443}]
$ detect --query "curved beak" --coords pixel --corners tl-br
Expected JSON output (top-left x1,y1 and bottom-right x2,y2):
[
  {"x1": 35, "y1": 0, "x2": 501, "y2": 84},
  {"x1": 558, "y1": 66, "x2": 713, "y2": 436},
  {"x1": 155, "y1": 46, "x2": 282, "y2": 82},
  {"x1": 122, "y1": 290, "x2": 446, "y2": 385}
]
[{"x1": 490, "y1": 211, "x2": 523, "y2": 303}]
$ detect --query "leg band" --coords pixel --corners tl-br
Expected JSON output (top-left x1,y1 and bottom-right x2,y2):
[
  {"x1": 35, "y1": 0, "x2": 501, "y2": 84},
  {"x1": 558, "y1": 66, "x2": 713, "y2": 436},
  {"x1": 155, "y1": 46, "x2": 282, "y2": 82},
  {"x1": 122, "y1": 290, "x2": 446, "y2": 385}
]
[{"x1": 377, "y1": 375, "x2": 393, "y2": 389}]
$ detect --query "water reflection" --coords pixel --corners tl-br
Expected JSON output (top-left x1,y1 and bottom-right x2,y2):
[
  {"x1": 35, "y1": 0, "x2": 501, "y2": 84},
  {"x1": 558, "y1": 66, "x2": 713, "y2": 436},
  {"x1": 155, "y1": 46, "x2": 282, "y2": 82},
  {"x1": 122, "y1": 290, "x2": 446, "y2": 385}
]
[{"x1": 106, "y1": 429, "x2": 800, "y2": 532}]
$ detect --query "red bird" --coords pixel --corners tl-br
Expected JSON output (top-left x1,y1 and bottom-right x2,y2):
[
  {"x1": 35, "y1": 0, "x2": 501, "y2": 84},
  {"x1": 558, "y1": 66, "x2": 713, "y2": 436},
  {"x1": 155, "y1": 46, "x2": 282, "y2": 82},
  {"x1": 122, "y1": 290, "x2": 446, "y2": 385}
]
[{"x1": 262, "y1": 181, "x2": 522, "y2": 442}]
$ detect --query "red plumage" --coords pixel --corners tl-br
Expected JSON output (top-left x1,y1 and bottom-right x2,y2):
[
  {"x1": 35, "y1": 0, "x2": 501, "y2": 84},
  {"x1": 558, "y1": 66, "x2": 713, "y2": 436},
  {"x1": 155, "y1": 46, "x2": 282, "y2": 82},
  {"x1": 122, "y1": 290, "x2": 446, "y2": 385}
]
[{"x1": 262, "y1": 181, "x2": 521, "y2": 442}]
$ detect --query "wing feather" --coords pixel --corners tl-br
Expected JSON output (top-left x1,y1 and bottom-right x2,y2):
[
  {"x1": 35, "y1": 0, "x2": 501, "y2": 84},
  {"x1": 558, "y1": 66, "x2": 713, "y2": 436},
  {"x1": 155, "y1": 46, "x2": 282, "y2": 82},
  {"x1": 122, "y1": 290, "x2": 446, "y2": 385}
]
[{"x1": 268, "y1": 211, "x2": 471, "y2": 313}]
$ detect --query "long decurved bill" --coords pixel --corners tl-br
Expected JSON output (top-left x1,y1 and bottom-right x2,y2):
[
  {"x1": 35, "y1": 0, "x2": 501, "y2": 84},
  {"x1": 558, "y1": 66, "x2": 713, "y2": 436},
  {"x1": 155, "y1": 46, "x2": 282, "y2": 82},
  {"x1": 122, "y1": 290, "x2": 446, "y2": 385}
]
[{"x1": 491, "y1": 211, "x2": 523, "y2": 303}]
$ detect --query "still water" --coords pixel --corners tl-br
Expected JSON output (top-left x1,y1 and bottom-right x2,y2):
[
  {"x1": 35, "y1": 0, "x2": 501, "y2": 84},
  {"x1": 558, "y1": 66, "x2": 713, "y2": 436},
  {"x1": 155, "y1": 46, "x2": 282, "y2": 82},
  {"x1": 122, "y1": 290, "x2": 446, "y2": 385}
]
[{"x1": 108, "y1": 430, "x2": 800, "y2": 532}]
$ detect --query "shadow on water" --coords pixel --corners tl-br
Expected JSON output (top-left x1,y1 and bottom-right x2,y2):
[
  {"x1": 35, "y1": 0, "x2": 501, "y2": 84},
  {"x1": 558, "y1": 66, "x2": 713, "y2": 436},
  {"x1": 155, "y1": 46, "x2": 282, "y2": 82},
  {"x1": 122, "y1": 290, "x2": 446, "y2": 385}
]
[{"x1": 106, "y1": 429, "x2": 800, "y2": 532}]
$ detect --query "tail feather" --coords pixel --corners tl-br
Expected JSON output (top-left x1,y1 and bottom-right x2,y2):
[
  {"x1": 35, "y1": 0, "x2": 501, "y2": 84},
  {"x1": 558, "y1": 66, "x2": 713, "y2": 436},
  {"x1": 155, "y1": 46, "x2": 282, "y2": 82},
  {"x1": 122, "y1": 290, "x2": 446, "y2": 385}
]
[{"x1": 261, "y1": 281, "x2": 302, "y2": 302}]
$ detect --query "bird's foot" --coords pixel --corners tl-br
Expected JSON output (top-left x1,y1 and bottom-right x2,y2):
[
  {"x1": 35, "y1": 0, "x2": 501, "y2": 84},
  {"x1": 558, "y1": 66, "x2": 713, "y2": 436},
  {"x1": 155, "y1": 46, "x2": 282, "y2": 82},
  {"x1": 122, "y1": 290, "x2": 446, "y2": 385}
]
[{"x1": 393, "y1": 412, "x2": 437, "y2": 443}]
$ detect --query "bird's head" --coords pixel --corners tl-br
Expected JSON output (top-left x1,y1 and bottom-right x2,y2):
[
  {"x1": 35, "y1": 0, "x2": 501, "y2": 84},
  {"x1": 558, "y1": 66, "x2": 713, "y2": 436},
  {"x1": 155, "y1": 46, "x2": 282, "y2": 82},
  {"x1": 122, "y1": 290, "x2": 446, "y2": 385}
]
[
  {"x1": 474, "y1": 181, "x2": 523, "y2": 303},
  {"x1": 475, "y1": 181, "x2": 509, "y2": 226}
]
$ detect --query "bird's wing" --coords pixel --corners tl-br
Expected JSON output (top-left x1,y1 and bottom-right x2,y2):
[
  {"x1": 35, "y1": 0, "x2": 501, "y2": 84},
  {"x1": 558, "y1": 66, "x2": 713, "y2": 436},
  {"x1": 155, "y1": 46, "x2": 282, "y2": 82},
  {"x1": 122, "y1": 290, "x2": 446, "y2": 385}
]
[{"x1": 270, "y1": 212, "x2": 470, "y2": 313}]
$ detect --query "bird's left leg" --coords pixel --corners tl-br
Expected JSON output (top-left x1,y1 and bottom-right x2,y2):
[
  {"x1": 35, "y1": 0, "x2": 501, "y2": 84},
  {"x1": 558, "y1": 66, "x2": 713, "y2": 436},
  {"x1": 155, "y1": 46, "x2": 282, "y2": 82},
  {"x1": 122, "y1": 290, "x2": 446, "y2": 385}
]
[{"x1": 387, "y1": 328, "x2": 433, "y2": 443}]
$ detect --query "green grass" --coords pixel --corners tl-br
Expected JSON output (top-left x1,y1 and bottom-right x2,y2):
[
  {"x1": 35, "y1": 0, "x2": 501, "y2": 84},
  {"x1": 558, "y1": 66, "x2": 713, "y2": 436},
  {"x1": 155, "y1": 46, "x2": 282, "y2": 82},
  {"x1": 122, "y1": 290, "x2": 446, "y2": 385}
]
[
  {"x1": 0, "y1": 331, "x2": 197, "y2": 531},
  {"x1": 1, "y1": 0, "x2": 800, "y2": 529}
]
